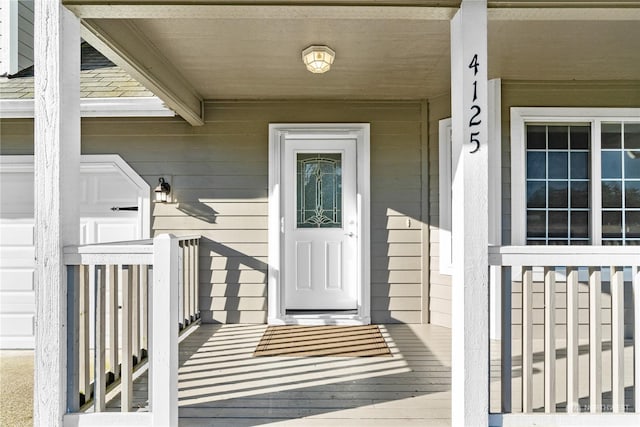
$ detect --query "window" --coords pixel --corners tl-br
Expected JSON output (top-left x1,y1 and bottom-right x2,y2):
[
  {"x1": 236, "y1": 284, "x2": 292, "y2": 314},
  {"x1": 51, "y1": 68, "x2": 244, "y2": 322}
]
[{"x1": 511, "y1": 108, "x2": 640, "y2": 246}]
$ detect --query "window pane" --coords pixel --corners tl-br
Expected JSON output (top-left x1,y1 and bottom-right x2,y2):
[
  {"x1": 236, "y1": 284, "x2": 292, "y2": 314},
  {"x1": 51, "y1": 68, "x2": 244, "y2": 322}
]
[
  {"x1": 624, "y1": 154, "x2": 640, "y2": 179},
  {"x1": 571, "y1": 181, "x2": 589, "y2": 208},
  {"x1": 602, "y1": 151, "x2": 622, "y2": 179},
  {"x1": 602, "y1": 211, "x2": 623, "y2": 238},
  {"x1": 548, "y1": 152, "x2": 568, "y2": 179},
  {"x1": 602, "y1": 181, "x2": 623, "y2": 208},
  {"x1": 297, "y1": 153, "x2": 342, "y2": 228},
  {"x1": 527, "y1": 181, "x2": 546, "y2": 208},
  {"x1": 570, "y1": 126, "x2": 590, "y2": 150},
  {"x1": 527, "y1": 152, "x2": 546, "y2": 179},
  {"x1": 527, "y1": 125, "x2": 546, "y2": 150},
  {"x1": 570, "y1": 211, "x2": 589, "y2": 238},
  {"x1": 527, "y1": 211, "x2": 546, "y2": 238},
  {"x1": 548, "y1": 181, "x2": 568, "y2": 208},
  {"x1": 548, "y1": 126, "x2": 568, "y2": 150},
  {"x1": 548, "y1": 211, "x2": 568, "y2": 238},
  {"x1": 625, "y1": 123, "x2": 640, "y2": 150},
  {"x1": 626, "y1": 181, "x2": 640, "y2": 208},
  {"x1": 627, "y1": 211, "x2": 640, "y2": 238},
  {"x1": 570, "y1": 152, "x2": 589, "y2": 179},
  {"x1": 602, "y1": 123, "x2": 622, "y2": 149}
]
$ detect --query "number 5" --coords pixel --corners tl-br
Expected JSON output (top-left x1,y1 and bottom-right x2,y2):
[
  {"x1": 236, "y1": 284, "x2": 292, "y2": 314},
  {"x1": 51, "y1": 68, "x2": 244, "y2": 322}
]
[{"x1": 470, "y1": 131, "x2": 480, "y2": 153}]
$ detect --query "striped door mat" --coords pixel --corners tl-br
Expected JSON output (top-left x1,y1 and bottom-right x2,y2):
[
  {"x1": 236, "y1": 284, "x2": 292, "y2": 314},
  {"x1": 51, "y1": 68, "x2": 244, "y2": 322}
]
[{"x1": 253, "y1": 325, "x2": 391, "y2": 357}]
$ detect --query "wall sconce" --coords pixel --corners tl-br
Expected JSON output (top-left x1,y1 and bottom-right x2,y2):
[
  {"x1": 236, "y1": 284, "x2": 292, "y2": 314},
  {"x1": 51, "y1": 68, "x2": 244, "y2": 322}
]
[
  {"x1": 302, "y1": 45, "x2": 335, "y2": 74},
  {"x1": 154, "y1": 177, "x2": 171, "y2": 203}
]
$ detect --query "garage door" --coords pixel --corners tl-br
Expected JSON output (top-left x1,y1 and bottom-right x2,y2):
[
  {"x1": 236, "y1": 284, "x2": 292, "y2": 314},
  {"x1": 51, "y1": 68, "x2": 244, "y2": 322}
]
[{"x1": 0, "y1": 155, "x2": 150, "y2": 349}]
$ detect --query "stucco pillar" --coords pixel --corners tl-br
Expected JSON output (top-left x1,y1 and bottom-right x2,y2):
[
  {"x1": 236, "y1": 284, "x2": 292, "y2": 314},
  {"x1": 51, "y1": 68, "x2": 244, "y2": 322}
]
[
  {"x1": 450, "y1": 0, "x2": 489, "y2": 426},
  {"x1": 33, "y1": 1, "x2": 81, "y2": 424}
]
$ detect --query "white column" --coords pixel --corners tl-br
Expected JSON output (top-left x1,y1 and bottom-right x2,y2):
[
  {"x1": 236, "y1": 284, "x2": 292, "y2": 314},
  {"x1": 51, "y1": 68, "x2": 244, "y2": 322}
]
[
  {"x1": 151, "y1": 234, "x2": 179, "y2": 426},
  {"x1": 450, "y1": 1, "x2": 489, "y2": 426},
  {"x1": 33, "y1": 2, "x2": 80, "y2": 425}
]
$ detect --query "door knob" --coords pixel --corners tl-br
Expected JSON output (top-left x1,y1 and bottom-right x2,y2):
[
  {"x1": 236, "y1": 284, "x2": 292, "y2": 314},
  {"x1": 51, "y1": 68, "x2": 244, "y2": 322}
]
[{"x1": 345, "y1": 232, "x2": 354, "y2": 237}]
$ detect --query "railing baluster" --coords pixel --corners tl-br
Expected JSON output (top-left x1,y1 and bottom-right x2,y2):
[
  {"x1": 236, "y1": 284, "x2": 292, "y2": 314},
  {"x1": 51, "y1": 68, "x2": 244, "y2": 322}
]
[
  {"x1": 107, "y1": 264, "x2": 119, "y2": 383},
  {"x1": 94, "y1": 265, "x2": 107, "y2": 412},
  {"x1": 611, "y1": 265, "x2": 625, "y2": 413},
  {"x1": 79, "y1": 265, "x2": 90, "y2": 405},
  {"x1": 141, "y1": 265, "x2": 149, "y2": 358},
  {"x1": 195, "y1": 240, "x2": 200, "y2": 319},
  {"x1": 522, "y1": 266, "x2": 533, "y2": 413},
  {"x1": 633, "y1": 265, "x2": 640, "y2": 414},
  {"x1": 566, "y1": 266, "x2": 579, "y2": 413},
  {"x1": 188, "y1": 240, "x2": 194, "y2": 321},
  {"x1": 178, "y1": 243, "x2": 184, "y2": 328},
  {"x1": 132, "y1": 265, "x2": 140, "y2": 364},
  {"x1": 589, "y1": 267, "x2": 602, "y2": 413},
  {"x1": 67, "y1": 265, "x2": 81, "y2": 413},
  {"x1": 183, "y1": 241, "x2": 189, "y2": 325},
  {"x1": 501, "y1": 266, "x2": 512, "y2": 413},
  {"x1": 120, "y1": 265, "x2": 133, "y2": 412},
  {"x1": 544, "y1": 266, "x2": 556, "y2": 413}
]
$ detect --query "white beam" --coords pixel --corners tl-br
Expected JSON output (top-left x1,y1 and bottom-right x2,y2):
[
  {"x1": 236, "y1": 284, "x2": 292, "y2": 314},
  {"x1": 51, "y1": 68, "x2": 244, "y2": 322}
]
[
  {"x1": 80, "y1": 19, "x2": 204, "y2": 126},
  {"x1": 450, "y1": 1, "x2": 489, "y2": 426},
  {"x1": 33, "y1": 1, "x2": 81, "y2": 425},
  {"x1": 64, "y1": 3, "x2": 458, "y2": 20}
]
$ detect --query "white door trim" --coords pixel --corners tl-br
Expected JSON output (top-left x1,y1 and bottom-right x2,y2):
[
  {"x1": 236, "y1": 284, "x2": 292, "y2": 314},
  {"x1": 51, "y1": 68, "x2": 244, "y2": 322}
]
[{"x1": 268, "y1": 124, "x2": 370, "y2": 325}]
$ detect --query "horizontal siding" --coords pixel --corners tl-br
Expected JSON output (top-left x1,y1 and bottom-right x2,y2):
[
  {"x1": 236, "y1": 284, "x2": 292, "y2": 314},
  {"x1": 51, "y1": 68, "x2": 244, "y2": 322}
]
[{"x1": 0, "y1": 100, "x2": 428, "y2": 324}]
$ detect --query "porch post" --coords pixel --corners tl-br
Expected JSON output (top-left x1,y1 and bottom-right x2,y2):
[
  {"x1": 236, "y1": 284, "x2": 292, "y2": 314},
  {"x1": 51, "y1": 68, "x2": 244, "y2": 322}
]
[
  {"x1": 450, "y1": 1, "x2": 489, "y2": 426},
  {"x1": 33, "y1": 1, "x2": 81, "y2": 425}
]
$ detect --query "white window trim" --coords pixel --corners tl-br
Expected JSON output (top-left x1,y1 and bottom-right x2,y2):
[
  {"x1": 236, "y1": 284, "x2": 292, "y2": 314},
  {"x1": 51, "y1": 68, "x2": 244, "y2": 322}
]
[
  {"x1": 510, "y1": 107, "x2": 640, "y2": 246},
  {"x1": 0, "y1": 97, "x2": 175, "y2": 118},
  {"x1": 438, "y1": 118, "x2": 454, "y2": 275}
]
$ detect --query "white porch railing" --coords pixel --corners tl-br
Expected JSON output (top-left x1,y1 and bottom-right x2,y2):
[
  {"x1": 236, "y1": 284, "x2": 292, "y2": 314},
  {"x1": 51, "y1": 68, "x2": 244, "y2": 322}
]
[
  {"x1": 489, "y1": 246, "x2": 640, "y2": 426},
  {"x1": 63, "y1": 234, "x2": 200, "y2": 426}
]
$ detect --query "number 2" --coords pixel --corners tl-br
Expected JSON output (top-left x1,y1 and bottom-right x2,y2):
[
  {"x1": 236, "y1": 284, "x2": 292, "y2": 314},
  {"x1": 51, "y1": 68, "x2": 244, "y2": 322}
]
[{"x1": 469, "y1": 105, "x2": 481, "y2": 127}]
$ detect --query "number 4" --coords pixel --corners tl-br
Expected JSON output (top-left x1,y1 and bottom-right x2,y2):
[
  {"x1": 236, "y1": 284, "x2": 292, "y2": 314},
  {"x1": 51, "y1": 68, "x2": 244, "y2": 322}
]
[{"x1": 468, "y1": 54, "x2": 479, "y2": 76}]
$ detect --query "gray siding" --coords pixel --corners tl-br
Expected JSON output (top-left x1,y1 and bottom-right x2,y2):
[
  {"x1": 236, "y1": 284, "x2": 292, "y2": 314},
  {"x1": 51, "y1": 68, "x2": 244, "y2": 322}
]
[{"x1": 0, "y1": 100, "x2": 429, "y2": 324}]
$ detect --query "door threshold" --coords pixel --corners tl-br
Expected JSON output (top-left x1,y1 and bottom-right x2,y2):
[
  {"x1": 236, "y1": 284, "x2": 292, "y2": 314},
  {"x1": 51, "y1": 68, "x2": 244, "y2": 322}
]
[
  {"x1": 286, "y1": 309, "x2": 358, "y2": 315},
  {"x1": 269, "y1": 311, "x2": 370, "y2": 326}
]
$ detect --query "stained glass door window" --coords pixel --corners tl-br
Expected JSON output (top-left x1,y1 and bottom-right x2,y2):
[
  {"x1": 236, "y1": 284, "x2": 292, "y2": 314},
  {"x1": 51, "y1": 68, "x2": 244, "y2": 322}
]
[{"x1": 296, "y1": 153, "x2": 342, "y2": 228}]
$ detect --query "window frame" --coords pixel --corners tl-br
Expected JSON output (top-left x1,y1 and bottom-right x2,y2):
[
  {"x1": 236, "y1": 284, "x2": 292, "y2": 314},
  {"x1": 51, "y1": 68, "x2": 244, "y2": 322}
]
[{"x1": 510, "y1": 107, "x2": 640, "y2": 246}]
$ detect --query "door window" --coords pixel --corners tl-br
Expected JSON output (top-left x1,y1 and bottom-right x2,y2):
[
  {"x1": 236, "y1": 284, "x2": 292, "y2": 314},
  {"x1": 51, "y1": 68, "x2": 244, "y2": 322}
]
[{"x1": 296, "y1": 153, "x2": 342, "y2": 228}]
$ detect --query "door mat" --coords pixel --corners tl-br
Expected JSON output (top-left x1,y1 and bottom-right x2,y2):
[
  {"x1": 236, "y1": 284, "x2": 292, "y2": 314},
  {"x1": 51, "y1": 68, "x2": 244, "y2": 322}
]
[{"x1": 253, "y1": 325, "x2": 391, "y2": 357}]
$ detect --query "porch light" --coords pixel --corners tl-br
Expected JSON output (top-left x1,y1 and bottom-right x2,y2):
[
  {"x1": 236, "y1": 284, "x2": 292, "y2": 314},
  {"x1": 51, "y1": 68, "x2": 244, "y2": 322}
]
[
  {"x1": 154, "y1": 177, "x2": 171, "y2": 203},
  {"x1": 302, "y1": 45, "x2": 335, "y2": 74}
]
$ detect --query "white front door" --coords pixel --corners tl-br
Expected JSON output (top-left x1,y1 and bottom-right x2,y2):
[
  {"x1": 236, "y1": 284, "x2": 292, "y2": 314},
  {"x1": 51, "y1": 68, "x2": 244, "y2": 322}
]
[{"x1": 282, "y1": 138, "x2": 358, "y2": 310}]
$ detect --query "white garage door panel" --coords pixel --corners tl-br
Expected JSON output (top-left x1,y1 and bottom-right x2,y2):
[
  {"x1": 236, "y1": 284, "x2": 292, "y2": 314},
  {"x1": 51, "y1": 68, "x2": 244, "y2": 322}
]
[
  {"x1": 0, "y1": 292, "x2": 35, "y2": 313},
  {"x1": 96, "y1": 222, "x2": 138, "y2": 243},
  {"x1": 0, "y1": 247, "x2": 35, "y2": 268},
  {"x1": 0, "y1": 314, "x2": 34, "y2": 336},
  {"x1": 0, "y1": 223, "x2": 34, "y2": 245},
  {"x1": 0, "y1": 269, "x2": 34, "y2": 291},
  {"x1": 0, "y1": 172, "x2": 34, "y2": 215},
  {"x1": 0, "y1": 155, "x2": 150, "y2": 349}
]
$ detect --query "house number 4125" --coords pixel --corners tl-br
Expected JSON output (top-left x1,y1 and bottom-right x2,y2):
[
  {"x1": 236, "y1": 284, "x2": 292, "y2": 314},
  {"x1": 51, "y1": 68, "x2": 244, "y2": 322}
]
[{"x1": 468, "y1": 54, "x2": 481, "y2": 154}]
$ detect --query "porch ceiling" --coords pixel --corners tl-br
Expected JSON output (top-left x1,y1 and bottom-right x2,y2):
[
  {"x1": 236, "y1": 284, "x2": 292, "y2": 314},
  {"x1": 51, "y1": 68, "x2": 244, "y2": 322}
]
[{"x1": 69, "y1": 3, "x2": 640, "y2": 121}]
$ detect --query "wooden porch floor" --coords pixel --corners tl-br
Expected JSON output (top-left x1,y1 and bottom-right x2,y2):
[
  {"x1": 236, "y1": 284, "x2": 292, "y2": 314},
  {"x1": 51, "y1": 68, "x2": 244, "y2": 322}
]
[
  {"x1": 107, "y1": 323, "x2": 453, "y2": 426},
  {"x1": 177, "y1": 324, "x2": 452, "y2": 426}
]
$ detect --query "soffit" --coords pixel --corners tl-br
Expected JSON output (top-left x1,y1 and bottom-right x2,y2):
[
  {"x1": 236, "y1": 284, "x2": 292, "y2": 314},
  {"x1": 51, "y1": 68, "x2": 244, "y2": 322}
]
[
  {"x1": 101, "y1": 16, "x2": 640, "y2": 101},
  {"x1": 128, "y1": 17, "x2": 452, "y2": 100}
]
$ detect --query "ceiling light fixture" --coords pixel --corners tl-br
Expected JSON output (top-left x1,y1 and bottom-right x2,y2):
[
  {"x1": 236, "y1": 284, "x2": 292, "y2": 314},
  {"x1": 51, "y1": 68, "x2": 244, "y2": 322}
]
[{"x1": 302, "y1": 45, "x2": 335, "y2": 74}]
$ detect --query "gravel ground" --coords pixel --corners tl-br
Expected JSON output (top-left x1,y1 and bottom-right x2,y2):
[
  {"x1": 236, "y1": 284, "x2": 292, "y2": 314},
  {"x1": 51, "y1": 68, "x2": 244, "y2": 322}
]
[{"x1": 0, "y1": 351, "x2": 33, "y2": 427}]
